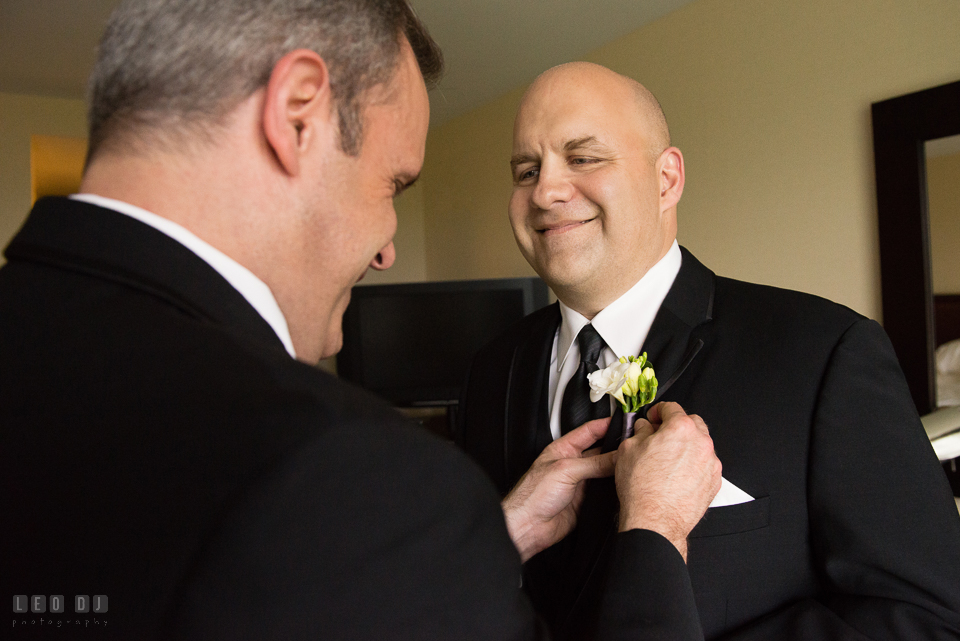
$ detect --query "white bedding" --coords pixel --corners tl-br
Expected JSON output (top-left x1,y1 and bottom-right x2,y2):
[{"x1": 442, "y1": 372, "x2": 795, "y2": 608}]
[{"x1": 936, "y1": 339, "x2": 960, "y2": 408}]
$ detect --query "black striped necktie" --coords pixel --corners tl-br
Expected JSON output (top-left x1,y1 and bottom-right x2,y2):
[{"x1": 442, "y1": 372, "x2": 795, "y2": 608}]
[{"x1": 559, "y1": 324, "x2": 611, "y2": 435}]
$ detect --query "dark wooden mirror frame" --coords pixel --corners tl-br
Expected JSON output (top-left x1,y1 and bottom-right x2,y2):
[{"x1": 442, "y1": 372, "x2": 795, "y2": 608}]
[{"x1": 872, "y1": 79, "x2": 960, "y2": 416}]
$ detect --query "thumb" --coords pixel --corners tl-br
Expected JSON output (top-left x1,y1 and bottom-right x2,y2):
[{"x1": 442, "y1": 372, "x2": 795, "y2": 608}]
[{"x1": 553, "y1": 417, "x2": 612, "y2": 456}]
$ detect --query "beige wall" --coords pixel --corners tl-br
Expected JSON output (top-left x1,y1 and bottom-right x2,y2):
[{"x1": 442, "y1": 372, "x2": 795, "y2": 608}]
[
  {"x1": 418, "y1": 0, "x2": 960, "y2": 321},
  {"x1": 422, "y1": 85, "x2": 534, "y2": 281},
  {"x1": 0, "y1": 92, "x2": 87, "y2": 264},
  {"x1": 31, "y1": 134, "x2": 87, "y2": 202},
  {"x1": 928, "y1": 151, "x2": 960, "y2": 295}
]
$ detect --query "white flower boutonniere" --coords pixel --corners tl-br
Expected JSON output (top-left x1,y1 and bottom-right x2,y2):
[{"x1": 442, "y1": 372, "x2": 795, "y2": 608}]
[{"x1": 587, "y1": 353, "x2": 658, "y2": 413}]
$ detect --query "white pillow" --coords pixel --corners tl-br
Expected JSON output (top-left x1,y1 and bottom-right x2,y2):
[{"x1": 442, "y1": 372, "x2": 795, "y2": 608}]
[
  {"x1": 936, "y1": 339, "x2": 960, "y2": 408},
  {"x1": 937, "y1": 339, "x2": 960, "y2": 375}
]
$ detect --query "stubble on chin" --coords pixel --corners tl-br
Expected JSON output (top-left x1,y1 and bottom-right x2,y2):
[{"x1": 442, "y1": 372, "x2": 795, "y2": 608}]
[
  {"x1": 530, "y1": 254, "x2": 590, "y2": 302},
  {"x1": 530, "y1": 228, "x2": 593, "y2": 281}
]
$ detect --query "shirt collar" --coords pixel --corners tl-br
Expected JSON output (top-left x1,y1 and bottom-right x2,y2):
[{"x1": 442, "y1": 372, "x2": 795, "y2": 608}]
[
  {"x1": 556, "y1": 241, "x2": 682, "y2": 372},
  {"x1": 70, "y1": 194, "x2": 297, "y2": 358}
]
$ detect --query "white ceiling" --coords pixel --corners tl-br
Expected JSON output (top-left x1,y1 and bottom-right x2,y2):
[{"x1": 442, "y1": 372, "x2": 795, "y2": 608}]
[{"x1": 0, "y1": 0, "x2": 696, "y2": 126}]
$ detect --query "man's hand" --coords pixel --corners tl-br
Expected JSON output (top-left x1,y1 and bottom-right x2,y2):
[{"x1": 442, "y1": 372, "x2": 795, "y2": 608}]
[
  {"x1": 616, "y1": 402, "x2": 722, "y2": 562},
  {"x1": 502, "y1": 418, "x2": 617, "y2": 562}
]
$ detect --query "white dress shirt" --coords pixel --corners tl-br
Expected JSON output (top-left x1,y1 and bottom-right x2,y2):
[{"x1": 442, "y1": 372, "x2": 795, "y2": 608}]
[
  {"x1": 70, "y1": 194, "x2": 296, "y2": 358},
  {"x1": 548, "y1": 241, "x2": 682, "y2": 440}
]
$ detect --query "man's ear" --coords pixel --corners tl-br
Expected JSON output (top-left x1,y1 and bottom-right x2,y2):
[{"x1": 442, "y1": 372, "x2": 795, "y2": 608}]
[
  {"x1": 657, "y1": 147, "x2": 685, "y2": 212},
  {"x1": 262, "y1": 49, "x2": 334, "y2": 177}
]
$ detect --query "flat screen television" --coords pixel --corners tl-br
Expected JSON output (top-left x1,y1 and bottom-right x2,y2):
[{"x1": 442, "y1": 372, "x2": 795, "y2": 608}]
[{"x1": 337, "y1": 277, "x2": 550, "y2": 407}]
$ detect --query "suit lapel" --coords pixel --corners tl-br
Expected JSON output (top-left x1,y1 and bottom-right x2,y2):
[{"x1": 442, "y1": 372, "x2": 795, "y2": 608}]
[
  {"x1": 599, "y1": 247, "x2": 716, "y2": 453},
  {"x1": 644, "y1": 248, "x2": 716, "y2": 401},
  {"x1": 504, "y1": 303, "x2": 560, "y2": 486}
]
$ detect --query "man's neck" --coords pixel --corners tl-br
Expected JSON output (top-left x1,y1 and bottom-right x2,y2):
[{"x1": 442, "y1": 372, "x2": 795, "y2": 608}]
[
  {"x1": 552, "y1": 241, "x2": 682, "y2": 394},
  {"x1": 557, "y1": 240, "x2": 677, "y2": 319},
  {"x1": 79, "y1": 143, "x2": 324, "y2": 359}
]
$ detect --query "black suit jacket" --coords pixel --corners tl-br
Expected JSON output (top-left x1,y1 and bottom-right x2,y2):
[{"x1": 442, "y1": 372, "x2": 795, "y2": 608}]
[
  {"x1": 458, "y1": 247, "x2": 960, "y2": 640},
  {"x1": 1, "y1": 198, "x2": 706, "y2": 640}
]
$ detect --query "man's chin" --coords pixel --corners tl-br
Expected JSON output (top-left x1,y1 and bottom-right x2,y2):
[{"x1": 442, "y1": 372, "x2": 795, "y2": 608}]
[
  {"x1": 319, "y1": 330, "x2": 344, "y2": 361},
  {"x1": 530, "y1": 255, "x2": 590, "y2": 291}
]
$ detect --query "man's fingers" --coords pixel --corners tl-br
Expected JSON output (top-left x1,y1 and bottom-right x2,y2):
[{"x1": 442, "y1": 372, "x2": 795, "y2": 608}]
[
  {"x1": 648, "y1": 401, "x2": 685, "y2": 424},
  {"x1": 648, "y1": 401, "x2": 710, "y2": 436},
  {"x1": 551, "y1": 417, "x2": 611, "y2": 456},
  {"x1": 578, "y1": 450, "x2": 617, "y2": 479},
  {"x1": 645, "y1": 402, "x2": 663, "y2": 425},
  {"x1": 690, "y1": 414, "x2": 710, "y2": 436},
  {"x1": 631, "y1": 417, "x2": 655, "y2": 440},
  {"x1": 558, "y1": 449, "x2": 617, "y2": 482}
]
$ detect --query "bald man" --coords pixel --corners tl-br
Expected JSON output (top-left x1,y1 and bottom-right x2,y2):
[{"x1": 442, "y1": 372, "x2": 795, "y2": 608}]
[{"x1": 457, "y1": 62, "x2": 960, "y2": 640}]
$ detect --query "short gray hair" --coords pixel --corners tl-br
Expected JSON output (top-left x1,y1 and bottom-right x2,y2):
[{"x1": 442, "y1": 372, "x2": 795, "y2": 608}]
[{"x1": 86, "y1": 0, "x2": 442, "y2": 160}]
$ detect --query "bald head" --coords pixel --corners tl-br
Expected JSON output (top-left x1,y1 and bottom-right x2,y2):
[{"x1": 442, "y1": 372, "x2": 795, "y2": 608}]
[
  {"x1": 508, "y1": 61, "x2": 684, "y2": 317},
  {"x1": 520, "y1": 62, "x2": 670, "y2": 161}
]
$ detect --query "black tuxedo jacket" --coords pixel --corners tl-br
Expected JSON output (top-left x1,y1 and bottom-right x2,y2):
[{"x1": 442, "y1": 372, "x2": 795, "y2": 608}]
[
  {"x1": 458, "y1": 247, "x2": 960, "y2": 640},
  {"x1": 2, "y1": 198, "x2": 707, "y2": 640}
]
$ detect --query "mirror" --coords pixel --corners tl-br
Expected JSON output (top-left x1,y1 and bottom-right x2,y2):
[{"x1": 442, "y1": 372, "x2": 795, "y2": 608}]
[{"x1": 871, "y1": 80, "x2": 960, "y2": 416}]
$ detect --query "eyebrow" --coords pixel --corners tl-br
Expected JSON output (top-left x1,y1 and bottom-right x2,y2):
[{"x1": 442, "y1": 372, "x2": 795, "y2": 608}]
[
  {"x1": 510, "y1": 136, "x2": 613, "y2": 169},
  {"x1": 510, "y1": 154, "x2": 536, "y2": 170},
  {"x1": 563, "y1": 136, "x2": 611, "y2": 153}
]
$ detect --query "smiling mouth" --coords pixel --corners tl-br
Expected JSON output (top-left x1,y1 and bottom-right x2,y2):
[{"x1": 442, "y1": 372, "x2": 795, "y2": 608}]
[{"x1": 538, "y1": 218, "x2": 596, "y2": 236}]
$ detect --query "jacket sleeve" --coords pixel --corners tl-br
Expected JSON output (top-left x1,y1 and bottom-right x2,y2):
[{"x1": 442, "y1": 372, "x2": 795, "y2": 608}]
[
  {"x1": 596, "y1": 529, "x2": 705, "y2": 641},
  {"x1": 719, "y1": 318, "x2": 960, "y2": 640}
]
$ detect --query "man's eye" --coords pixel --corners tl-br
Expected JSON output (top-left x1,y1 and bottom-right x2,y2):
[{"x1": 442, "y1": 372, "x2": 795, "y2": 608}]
[
  {"x1": 517, "y1": 167, "x2": 539, "y2": 182},
  {"x1": 570, "y1": 157, "x2": 597, "y2": 165}
]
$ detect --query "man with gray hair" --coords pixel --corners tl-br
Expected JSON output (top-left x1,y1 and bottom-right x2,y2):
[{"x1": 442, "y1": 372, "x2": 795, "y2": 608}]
[{"x1": 1, "y1": 1, "x2": 722, "y2": 639}]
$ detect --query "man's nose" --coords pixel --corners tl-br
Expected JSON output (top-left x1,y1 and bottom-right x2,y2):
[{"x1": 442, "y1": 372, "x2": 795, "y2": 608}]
[
  {"x1": 531, "y1": 164, "x2": 574, "y2": 210},
  {"x1": 370, "y1": 241, "x2": 396, "y2": 270}
]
